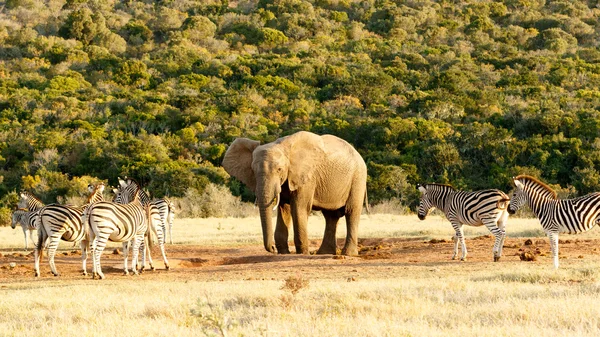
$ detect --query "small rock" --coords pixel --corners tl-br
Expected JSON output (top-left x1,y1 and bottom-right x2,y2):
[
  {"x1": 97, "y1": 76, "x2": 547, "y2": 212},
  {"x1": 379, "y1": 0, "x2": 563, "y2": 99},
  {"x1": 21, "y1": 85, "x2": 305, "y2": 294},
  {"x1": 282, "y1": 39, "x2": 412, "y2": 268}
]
[
  {"x1": 9, "y1": 262, "x2": 16, "y2": 269},
  {"x1": 519, "y1": 251, "x2": 537, "y2": 261},
  {"x1": 524, "y1": 239, "x2": 533, "y2": 246}
]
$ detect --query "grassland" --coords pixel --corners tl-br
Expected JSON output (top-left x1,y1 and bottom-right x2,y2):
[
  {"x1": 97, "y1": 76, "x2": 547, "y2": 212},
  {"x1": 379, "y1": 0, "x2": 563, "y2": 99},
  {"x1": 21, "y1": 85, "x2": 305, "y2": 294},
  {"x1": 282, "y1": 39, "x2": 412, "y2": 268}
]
[{"x1": 2, "y1": 214, "x2": 600, "y2": 336}]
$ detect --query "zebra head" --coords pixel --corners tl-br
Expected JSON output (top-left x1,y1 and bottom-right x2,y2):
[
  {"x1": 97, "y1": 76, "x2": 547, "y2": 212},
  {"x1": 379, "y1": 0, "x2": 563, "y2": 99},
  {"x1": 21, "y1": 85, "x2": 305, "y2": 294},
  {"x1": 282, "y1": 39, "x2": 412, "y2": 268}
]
[
  {"x1": 417, "y1": 184, "x2": 432, "y2": 220},
  {"x1": 17, "y1": 192, "x2": 29, "y2": 210},
  {"x1": 507, "y1": 178, "x2": 526, "y2": 215},
  {"x1": 11, "y1": 209, "x2": 23, "y2": 229}
]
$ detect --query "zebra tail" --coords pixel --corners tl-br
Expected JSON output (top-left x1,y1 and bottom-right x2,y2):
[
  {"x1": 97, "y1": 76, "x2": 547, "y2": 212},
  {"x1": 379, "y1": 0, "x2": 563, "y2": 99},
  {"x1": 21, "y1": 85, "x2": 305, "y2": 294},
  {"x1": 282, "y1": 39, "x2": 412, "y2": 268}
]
[
  {"x1": 364, "y1": 190, "x2": 371, "y2": 215},
  {"x1": 145, "y1": 207, "x2": 158, "y2": 252},
  {"x1": 37, "y1": 222, "x2": 46, "y2": 262}
]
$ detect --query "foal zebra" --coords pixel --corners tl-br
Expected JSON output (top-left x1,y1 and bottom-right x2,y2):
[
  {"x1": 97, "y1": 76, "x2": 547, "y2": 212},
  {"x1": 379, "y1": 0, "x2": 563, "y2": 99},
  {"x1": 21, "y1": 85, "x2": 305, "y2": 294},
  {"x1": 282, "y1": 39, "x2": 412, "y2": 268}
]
[
  {"x1": 11, "y1": 209, "x2": 40, "y2": 250},
  {"x1": 508, "y1": 175, "x2": 600, "y2": 269},
  {"x1": 417, "y1": 184, "x2": 511, "y2": 262},
  {"x1": 116, "y1": 178, "x2": 170, "y2": 270},
  {"x1": 33, "y1": 183, "x2": 105, "y2": 277}
]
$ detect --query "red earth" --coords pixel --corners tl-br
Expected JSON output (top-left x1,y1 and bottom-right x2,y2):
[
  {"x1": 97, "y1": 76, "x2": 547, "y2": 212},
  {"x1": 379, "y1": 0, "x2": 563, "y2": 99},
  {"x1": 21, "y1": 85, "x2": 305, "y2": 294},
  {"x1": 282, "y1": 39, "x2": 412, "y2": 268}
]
[{"x1": 0, "y1": 236, "x2": 597, "y2": 283}]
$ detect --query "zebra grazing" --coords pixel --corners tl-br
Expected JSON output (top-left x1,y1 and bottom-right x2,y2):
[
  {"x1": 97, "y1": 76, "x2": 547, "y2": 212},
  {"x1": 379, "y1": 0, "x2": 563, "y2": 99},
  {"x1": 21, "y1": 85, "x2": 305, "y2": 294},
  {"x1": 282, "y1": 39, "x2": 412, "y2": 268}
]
[
  {"x1": 116, "y1": 178, "x2": 170, "y2": 270},
  {"x1": 417, "y1": 184, "x2": 511, "y2": 262},
  {"x1": 86, "y1": 182, "x2": 161, "y2": 279},
  {"x1": 508, "y1": 175, "x2": 600, "y2": 269},
  {"x1": 17, "y1": 191, "x2": 45, "y2": 211},
  {"x1": 11, "y1": 209, "x2": 40, "y2": 250},
  {"x1": 33, "y1": 183, "x2": 105, "y2": 277}
]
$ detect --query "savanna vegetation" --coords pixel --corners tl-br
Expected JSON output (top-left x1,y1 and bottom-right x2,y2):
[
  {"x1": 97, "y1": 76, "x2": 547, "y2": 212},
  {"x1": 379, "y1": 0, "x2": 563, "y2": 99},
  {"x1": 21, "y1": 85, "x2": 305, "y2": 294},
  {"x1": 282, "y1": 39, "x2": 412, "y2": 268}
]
[
  {"x1": 1, "y1": 0, "x2": 600, "y2": 223},
  {"x1": 3, "y1": 215, "x2": 600, "y2": 336}
]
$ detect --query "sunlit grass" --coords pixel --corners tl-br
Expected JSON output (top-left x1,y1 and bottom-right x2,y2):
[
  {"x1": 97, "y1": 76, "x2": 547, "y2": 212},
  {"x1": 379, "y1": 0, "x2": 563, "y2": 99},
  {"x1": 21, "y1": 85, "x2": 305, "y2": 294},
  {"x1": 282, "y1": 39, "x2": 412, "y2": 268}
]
[{"x1": 2, "y1": 213, "x2": 600, "y2": 336}]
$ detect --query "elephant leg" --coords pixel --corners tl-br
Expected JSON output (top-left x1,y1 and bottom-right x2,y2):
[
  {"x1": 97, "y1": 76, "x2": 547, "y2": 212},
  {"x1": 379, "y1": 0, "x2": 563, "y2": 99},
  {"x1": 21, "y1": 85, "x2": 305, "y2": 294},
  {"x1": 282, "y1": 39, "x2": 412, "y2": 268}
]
[
  {"x1": 341, "y1": 208, "x2": 360, "y2": 256},
  {"x1": 291, "y1": 199, "x2": 310, "y2": 254},
  {"x1": 275, "y1": 204, "x2": 292, "y2": 254},
  {"x1": 317, "y1": 210, "x2": 340, "y2": 255}
]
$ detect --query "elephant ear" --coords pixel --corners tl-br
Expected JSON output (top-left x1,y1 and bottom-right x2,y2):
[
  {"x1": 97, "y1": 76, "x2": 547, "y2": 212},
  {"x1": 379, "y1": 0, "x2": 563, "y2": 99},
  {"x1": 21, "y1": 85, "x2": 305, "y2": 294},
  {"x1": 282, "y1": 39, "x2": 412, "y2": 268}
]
[
  {"x1": 287, "y1": 132, "x2": 326, "y2": 192},
  {"x1": 222, "y1": 138, "x2": 260, "y2": 193}
]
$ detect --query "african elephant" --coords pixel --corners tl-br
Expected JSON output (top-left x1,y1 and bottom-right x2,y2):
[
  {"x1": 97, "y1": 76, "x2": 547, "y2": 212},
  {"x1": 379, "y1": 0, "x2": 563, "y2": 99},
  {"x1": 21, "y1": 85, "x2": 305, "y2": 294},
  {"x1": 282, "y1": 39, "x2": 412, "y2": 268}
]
[{"x1": 222, "y1": 131, "x2": 368, "y2": 256}]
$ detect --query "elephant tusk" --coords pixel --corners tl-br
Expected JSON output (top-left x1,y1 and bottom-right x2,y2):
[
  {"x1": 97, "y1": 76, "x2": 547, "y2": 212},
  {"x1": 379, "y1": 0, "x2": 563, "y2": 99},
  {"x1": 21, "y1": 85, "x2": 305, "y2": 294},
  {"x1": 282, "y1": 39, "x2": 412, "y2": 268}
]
[{"x1": 272, "y1": 194, "x2": 280, "y2": 211}]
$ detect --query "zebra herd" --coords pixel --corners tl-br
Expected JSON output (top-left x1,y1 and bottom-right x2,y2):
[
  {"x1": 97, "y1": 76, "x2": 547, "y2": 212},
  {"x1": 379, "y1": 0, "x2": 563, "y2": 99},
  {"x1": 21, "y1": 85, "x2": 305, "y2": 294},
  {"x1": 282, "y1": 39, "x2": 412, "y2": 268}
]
[
  {"x1": 13, "y1": 178, "x2": 175, "y2": 279},
  {"x1": 418, "y1": 175, "x2": 600, "y2": 269}
]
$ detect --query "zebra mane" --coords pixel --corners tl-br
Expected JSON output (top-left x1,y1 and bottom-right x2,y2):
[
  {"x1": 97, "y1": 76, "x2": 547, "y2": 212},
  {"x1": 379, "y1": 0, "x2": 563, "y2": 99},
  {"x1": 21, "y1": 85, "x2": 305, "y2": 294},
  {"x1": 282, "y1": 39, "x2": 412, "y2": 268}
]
[
  {"x1": 424, "y1": 183, "x2": 456, "y2": 191},
  {"x1": 515, "y1": 175, "x2": 557, "y2": 199}
]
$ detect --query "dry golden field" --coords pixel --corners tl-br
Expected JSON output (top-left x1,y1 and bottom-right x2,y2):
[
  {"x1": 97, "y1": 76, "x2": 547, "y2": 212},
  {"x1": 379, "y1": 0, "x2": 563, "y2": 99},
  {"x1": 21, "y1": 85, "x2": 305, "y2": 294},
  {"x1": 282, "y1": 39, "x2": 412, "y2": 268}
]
[{"x1": 2, "y1": 214, "x2": 600, "y2": 336}]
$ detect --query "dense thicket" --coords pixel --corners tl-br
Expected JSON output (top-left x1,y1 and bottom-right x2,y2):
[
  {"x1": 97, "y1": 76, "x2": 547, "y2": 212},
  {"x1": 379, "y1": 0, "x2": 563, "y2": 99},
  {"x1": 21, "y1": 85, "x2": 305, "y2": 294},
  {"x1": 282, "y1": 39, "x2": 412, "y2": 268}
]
[{"x1": 1, "y1": 0, "x2": 600, "y2": 219}]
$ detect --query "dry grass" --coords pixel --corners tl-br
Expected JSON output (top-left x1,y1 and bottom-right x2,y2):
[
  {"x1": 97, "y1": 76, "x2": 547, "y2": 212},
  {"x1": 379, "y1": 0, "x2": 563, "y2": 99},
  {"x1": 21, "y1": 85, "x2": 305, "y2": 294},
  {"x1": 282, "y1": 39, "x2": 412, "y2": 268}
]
[{"x1": 2, "y1": 214, "x2": 600, "y2": 336}]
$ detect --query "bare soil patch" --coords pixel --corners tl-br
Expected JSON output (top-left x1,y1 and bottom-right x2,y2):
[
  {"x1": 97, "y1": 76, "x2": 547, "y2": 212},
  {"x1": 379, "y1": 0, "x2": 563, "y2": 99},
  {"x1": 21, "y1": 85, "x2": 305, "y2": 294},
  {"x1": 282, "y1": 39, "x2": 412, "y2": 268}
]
[{"x1": 1, "y1": 236, "x2": 598, "y2": 282}]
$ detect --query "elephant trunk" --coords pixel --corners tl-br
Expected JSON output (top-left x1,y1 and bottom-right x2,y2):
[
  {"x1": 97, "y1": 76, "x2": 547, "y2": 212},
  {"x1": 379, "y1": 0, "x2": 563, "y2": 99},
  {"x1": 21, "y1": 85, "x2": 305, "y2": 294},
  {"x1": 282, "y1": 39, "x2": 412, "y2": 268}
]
[
  {"x1": 257, "y1": 181, "x2": 281, "y2": 254},
  {"x1": 259, "y1": 206, "x2": 276, "y2": 253}
]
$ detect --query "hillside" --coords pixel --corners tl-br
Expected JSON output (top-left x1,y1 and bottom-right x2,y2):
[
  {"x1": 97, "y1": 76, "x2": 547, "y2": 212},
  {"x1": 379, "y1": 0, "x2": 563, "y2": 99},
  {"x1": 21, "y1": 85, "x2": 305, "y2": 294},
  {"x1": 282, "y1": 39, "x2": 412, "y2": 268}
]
[{"x1": 1, "y1": 0, "x2": 600, "y2": 216}]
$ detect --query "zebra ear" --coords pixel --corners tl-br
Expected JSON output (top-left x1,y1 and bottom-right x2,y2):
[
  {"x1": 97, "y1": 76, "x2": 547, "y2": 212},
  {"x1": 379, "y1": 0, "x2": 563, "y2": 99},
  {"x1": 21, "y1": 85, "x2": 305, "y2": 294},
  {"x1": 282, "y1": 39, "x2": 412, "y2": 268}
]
[
  {"x1": 118, "y1": 178, "x2": 127, "y2": 188},
  {"x1": 514, "y1": 179, "x2": 524, "y2": 189},
  {"x1": 418, "y1": 185, "x2": 427, "y2": 194},
  {"x1": 112, "y1": 188, "x2": 119, "y2": 195}
]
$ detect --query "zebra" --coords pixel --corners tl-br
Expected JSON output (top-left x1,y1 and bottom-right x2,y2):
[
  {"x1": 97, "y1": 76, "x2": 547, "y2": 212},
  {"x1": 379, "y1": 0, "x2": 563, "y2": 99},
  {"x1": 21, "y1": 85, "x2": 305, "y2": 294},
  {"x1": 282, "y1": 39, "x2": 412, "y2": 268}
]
[
  {"x1": 17, "y1": 191, "x2": 45, "y2": 211},
  {"x1": 417, "y1": 183, "x2": 511, "y2": 262},
  {"x1": 116, "y1": 177, "x2": 170, "y2": 270},
  {"x1": 508, "y1": 175, "x2": 600, "y2": 269},
  {"x1": 121, "y1": 177, "x2": 176, "y2": 244},
  {"x1": 85, "y1": 182, "x2": 160, "y2": 279},
  {"x1": 33, "y1": 183, "x2": 105, "y2": 277},
  {"x1": 11, "y1": 209, "x2": 40, "y2": 250}
]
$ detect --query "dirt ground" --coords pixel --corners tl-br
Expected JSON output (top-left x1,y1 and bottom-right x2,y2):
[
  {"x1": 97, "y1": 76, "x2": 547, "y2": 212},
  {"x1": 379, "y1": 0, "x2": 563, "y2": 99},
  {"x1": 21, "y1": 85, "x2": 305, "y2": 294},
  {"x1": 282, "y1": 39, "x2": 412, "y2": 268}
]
[{"x1": 1, "y1": 236, "x2": 599, "y2": 283}]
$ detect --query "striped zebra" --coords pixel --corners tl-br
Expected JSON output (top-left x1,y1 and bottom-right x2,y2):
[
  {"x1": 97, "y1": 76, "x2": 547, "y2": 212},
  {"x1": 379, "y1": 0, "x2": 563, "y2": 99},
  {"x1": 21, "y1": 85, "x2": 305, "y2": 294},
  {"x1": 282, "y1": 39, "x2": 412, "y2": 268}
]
[
  {"x1": 33, "y1": 183, "x2": 105, "y2": 277},
  {"x1": 116, "y1": 177, "x2": 170, "y2": 270},
  {"x1": 121, "y1": 177, "x2": 176, "y2": 244},
  {"x1": 417, "y1": 184, "x2": 511, "y2": 262},
  {"x1": 11, "y1": 209, "x2": 40, "y2": 250},
  {"x1": 86, "y1": 182, "x2": 160, "y2": 279},
  {"x1": 17, "y1": 191, "x2": 45, "y2": 211},
  {"x1": 508, "y1": 175, "x2": 600, "y2": 269}
]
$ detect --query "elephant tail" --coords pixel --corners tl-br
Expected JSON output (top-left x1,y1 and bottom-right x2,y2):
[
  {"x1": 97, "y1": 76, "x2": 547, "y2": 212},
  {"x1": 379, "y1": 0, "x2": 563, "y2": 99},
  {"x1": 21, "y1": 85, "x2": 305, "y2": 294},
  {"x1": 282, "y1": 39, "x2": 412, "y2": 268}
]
[{"x1": 364, "y1": 190, "x2": 371, "y2": 215}]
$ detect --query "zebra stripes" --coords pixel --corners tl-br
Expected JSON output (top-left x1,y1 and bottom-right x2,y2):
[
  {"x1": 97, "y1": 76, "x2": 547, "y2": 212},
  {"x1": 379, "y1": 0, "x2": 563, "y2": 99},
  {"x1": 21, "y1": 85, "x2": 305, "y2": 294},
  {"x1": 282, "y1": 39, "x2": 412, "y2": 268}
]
[
  {"x1": 116, "y1": 178, "x2": 170, "y2": 270},
  {"x1": 417, "y1": 184, "x2": 510, "y2": 262},
  {"x1": 33, "y1": 183, "x2": 105, "y2": 277},
  {"x1": 508, "y1": 175, "x2": 600, "y2": 268},
  {"x1": 11, "y1": 209, "x2": 40, "y2": 250},
  {"x1": 86, "y1": 181, "x2": 158, "y2": 279}
]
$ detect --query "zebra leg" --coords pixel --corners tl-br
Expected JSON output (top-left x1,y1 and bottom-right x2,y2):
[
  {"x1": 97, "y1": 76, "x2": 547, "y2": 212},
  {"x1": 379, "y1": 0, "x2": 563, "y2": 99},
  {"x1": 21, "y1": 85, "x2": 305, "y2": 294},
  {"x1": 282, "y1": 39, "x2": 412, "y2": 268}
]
[
  {"x1": 122, "y1": 242, "x2": 130, "y2": 276},
  {"x1": 547, "y1": 231, "x2": 560, "y2": 269},
  {"x1": 23, "y1": 228, "x2": 28, "y2": 251},
  {"x1": 131, "y1": 235, "x2": 144, "y2": 276},
  {"x1": 80, "y1": 239, "x2": 89, "y2": 276},
  {"x1": 92, "y1": 235, "x2": 108, "y2": 280},
  {"x1": 157, "y1": 233, "x2": 169, "y2": 270},
  {"x1": 34, "y1": 227, "x2": 47, "y2": 277},
  {"x1": 483, "y1": 219, "x2": 505, "y2": 262},
  {"x1": 144, "y1": 235, "x2": 155, "y2": 271},
  {"x1": 47, "y1": 232, "x2": 64, "y2": 277},
  {"x1": 452, "y1": 224, "x2": 467, "y2": 261}
]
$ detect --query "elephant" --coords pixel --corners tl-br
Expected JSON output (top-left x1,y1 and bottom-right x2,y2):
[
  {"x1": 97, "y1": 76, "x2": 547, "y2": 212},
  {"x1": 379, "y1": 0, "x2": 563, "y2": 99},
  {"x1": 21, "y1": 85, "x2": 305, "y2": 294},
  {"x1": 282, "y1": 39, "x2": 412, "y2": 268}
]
[{"x1": 222, "y1": 131, "x2": 368, "y2": 256}]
